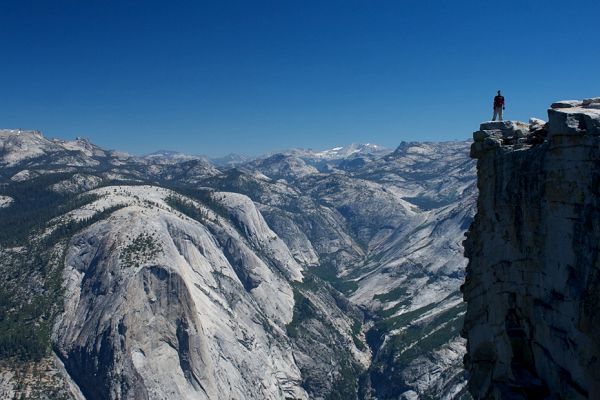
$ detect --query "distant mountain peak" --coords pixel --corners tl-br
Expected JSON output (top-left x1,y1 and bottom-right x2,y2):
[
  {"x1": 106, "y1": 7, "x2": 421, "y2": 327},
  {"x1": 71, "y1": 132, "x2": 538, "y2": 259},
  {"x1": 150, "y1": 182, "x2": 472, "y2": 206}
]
[
  {"x1": 143, "y1": 150, "x2": 207, "y2": 164},
  {"x1": 285, "y1": 142, "x2": 391, "y2": 160},
  {"x1": 0, "y1": 128, "x2": 43, "y2": 137},
  {"x1": 144, "y1": 149, "x2": 197, "y2": 158}
]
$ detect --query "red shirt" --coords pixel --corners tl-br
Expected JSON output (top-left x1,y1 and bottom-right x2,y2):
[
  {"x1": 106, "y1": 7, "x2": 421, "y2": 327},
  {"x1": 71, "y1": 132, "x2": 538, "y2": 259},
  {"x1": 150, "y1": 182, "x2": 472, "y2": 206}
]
[{"x1": 494, "y1": 95, "x2": 505, "y2": 108}]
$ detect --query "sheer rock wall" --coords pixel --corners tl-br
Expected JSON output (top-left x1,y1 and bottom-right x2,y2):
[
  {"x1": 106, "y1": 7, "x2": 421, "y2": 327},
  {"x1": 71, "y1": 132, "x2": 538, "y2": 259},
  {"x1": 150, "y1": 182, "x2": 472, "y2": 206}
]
[{"x1": 462, "y1": 99, "x2": 600, "y2": 399}]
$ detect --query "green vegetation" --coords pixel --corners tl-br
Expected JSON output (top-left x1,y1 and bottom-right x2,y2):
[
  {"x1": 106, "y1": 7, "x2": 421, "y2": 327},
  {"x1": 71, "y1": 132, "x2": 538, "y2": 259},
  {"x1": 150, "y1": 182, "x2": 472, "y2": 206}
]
[
  {"x1": 351, "y1": 320, "x2": 366, "y2": 351},
  {"x1": 120, "y1": 232, "x2": 163, "y2": 268},
  {"x1": 377, "y1": 300, "x2": 439, "y2": 333},
  {"x1": 45, "y1": 204, "x2": 124, "y2": 247},
  {"x1": 373, "y1": 285, "x2": 409, "y2": 303},
  {"x1": 165, "y1": 194, "x2": 209, "y2": 223},
  {"x1": 204, "y1": 168, "x2": 265, "y2": 201},
  {"x1": 286, "y1": 275, "x2": 368, "y2": 399},
  {"x1": 367, "y1": 292, "x2": 459, "y2": 358},
  {"x1": 392, "y1": 302, "x2": 465, "y2": 365},
  {"x1": 286, "y1": 288, "x2": 318, "y2": 338},
  {"x1": 0, "y1": 240, "x2": 67, "y2": 361},
  {"x1": 378, "y1": 297, "x2": 412, "y2": 319},
  {"x1": 0, "y1": 288, "x2": 54, "y2": 361},
  {"x1": 0, "y1": 358, "x2": 73, "y2": 399},
  {"x1": 309, "y1": 263, "x2": 358, "y2": 295},
  {"x1": 0, "y1": 173, "x2": 100, "y2": 247},
  {"x1": 0, "y1": 174, "x2": 124, "y2": 361},
  {"x1": 326, "y1": 358, "x2": 362, "y2": 400},
  {"x1": 163, "y1": 186, "x2": 235, "y2": 230},
  {"x1": 367, "y1": 300, "x2": 467, "y2": 398}
]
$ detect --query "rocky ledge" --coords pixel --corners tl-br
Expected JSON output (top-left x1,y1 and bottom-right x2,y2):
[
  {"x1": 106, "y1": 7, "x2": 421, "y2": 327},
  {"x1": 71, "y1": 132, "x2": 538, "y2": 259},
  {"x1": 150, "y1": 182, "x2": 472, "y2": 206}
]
[{"x1": 462, "y1": 98, "x2": 600, "y2": 399}]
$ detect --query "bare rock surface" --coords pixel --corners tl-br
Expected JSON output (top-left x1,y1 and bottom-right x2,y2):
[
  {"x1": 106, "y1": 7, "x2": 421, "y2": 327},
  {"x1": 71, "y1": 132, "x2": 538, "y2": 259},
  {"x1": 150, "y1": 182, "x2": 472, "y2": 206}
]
[
  {"x1": 463, "y1": 99, "x2": 600, "y2": 399},
  {"x1": 0, "y1": 195, "x2": 13, "y2": 208},
  {"x1": 53, "y1": 186, "x2": 309, "y2": 400}
]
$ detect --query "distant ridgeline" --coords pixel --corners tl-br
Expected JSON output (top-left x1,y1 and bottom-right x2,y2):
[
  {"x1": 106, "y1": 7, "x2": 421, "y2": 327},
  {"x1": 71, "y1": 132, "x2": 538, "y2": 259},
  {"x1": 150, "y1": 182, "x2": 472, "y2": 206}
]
[
  {"x1": 0, "y1": 128, "x2": 478, "y2": 398},
  {"x1": 463, "y1": 98, "x2": 600, "y2": 399}
]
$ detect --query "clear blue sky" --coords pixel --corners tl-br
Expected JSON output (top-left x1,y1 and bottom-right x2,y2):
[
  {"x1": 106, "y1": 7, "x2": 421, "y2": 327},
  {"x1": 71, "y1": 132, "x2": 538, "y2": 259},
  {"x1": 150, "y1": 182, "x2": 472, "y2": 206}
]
[{"x1": 2, "y1": 0, "x2": 599, "y2": 156}]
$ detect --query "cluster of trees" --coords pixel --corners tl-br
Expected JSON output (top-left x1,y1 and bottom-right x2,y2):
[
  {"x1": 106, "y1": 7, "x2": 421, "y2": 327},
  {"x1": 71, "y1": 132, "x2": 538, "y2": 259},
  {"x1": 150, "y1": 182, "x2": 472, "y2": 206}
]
[
  {"x1": 119, "y1": 232, "x2": 162, "y2": 269},
  {"x1": 0, "y1": 288, "x2": 52, "y2": 361},
  {"x1": 0, "y1": 175, "x2": 124, "y2": 361},
  {"x1": 44, "y1": 204, "x2": 124, "y2": 247},
  {"x1": 165, "y1": 195, "x2": 210, "y2": 223},
  {"x1": 0, "y1": 173, "x2": 98, "y2": 247},
  {"x1": 164, "y1": 185, "x2": 230, "y2": 220},
  {"x1": 0, "y1": 174, "x2": 238, "y2": 362},
  {"x1": 204, "y1": 168, "x2": 265, "y2": 202}
]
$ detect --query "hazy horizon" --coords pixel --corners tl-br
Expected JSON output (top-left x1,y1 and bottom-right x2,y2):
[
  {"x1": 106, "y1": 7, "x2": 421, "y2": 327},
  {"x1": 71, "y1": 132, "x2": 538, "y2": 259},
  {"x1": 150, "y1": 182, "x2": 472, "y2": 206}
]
[{"x1": 3, "y1": 127, "x2": 475, "y2": 158}]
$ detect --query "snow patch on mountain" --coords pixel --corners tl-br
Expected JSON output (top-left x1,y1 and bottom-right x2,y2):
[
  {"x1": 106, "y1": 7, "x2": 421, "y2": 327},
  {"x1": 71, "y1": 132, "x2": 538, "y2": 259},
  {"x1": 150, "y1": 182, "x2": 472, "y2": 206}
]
[
  {"x1": 310, "y1": 143, "x2": 390, "y2": 159},
  {"x1": 143, "y1": 150, "x2": 206, "y2": 164},
  {"x1": 284, "y1": 143, "x2": 390, "y2": 160}
]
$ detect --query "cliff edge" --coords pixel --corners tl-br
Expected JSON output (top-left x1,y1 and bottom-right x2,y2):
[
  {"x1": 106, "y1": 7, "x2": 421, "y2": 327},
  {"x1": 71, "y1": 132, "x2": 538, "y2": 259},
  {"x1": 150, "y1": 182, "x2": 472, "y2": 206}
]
[{"x1": 462, "y1": 98, "x2": 600, "y2": 399}]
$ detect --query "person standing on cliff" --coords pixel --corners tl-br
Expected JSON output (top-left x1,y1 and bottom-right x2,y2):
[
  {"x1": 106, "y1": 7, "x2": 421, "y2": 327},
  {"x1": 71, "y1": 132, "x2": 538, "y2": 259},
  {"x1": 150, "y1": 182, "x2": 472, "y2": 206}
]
[{"x1": 492, "y1": 90, "x2": 505, "y2": 121}]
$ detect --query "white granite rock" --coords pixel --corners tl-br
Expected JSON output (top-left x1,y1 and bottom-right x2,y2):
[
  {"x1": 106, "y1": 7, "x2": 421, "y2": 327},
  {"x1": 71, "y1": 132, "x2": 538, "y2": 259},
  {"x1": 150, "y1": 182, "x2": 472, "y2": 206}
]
[
  {"x1": 550, "y1": 100, "x2": 582, "y2": 109},
  {"x1": 53, "y1": 186, "x2": 309, "y2": 400},
  {"x1": 548, "y1": 106, "x2": 600, "y2": 136},
  {"x1": 529, "y1": 117, "x2": 546, "y2": 130},
  {"x1": 0, "y1": 195, "x2": 13, "y2": 208},
  {"x1": 582, "y1": 97, "x2": 600, "y2": 106}
]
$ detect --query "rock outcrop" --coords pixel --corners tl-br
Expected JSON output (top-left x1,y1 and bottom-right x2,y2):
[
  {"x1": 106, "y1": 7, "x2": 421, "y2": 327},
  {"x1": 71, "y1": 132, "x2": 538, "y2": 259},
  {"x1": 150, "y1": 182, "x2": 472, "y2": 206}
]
[
  {"x1": 463, "y1": 99, "x2": 600, "y2": 399},
  {"x1": 53, "y1": 186, "x2": 310, "y2": 400}
]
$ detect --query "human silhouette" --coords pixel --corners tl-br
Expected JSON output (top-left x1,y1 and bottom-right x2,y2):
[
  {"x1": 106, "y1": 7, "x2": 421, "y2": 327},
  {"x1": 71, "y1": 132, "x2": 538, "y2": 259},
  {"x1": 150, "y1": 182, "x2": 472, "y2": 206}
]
[{"x1": 492, "y1": 90, "x2": 505, "y2": 121}]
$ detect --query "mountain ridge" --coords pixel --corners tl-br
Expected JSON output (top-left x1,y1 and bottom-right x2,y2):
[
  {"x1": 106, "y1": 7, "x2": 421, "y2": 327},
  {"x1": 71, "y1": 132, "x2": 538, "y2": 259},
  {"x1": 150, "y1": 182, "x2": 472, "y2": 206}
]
[{"x1": 0, "y1": 128, "x2": 475, "y2": 399}]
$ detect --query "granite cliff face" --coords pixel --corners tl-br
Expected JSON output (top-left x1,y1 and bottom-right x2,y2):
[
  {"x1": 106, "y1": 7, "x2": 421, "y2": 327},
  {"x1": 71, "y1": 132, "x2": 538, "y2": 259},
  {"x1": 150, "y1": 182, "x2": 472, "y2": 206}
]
[
  {"x1": 463, "y1": 98, "x2": 600, "y2": 399},
  {"x1": 0, "y1": 128, "x2": 476, "y2": 399},
  {"x1": 53, "y1": 186, "x2": 312, "y2": 400}
]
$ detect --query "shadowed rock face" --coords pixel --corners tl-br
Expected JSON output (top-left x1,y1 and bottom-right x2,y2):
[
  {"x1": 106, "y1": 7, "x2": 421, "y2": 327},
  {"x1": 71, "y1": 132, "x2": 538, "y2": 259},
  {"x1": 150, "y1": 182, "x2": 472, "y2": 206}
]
[
  {"x1": 58, "y1": 265, "x2": 207, "y2": 400},
  {"x1": 463, "y1": 99, "x2": 600, "y2": 399}
]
